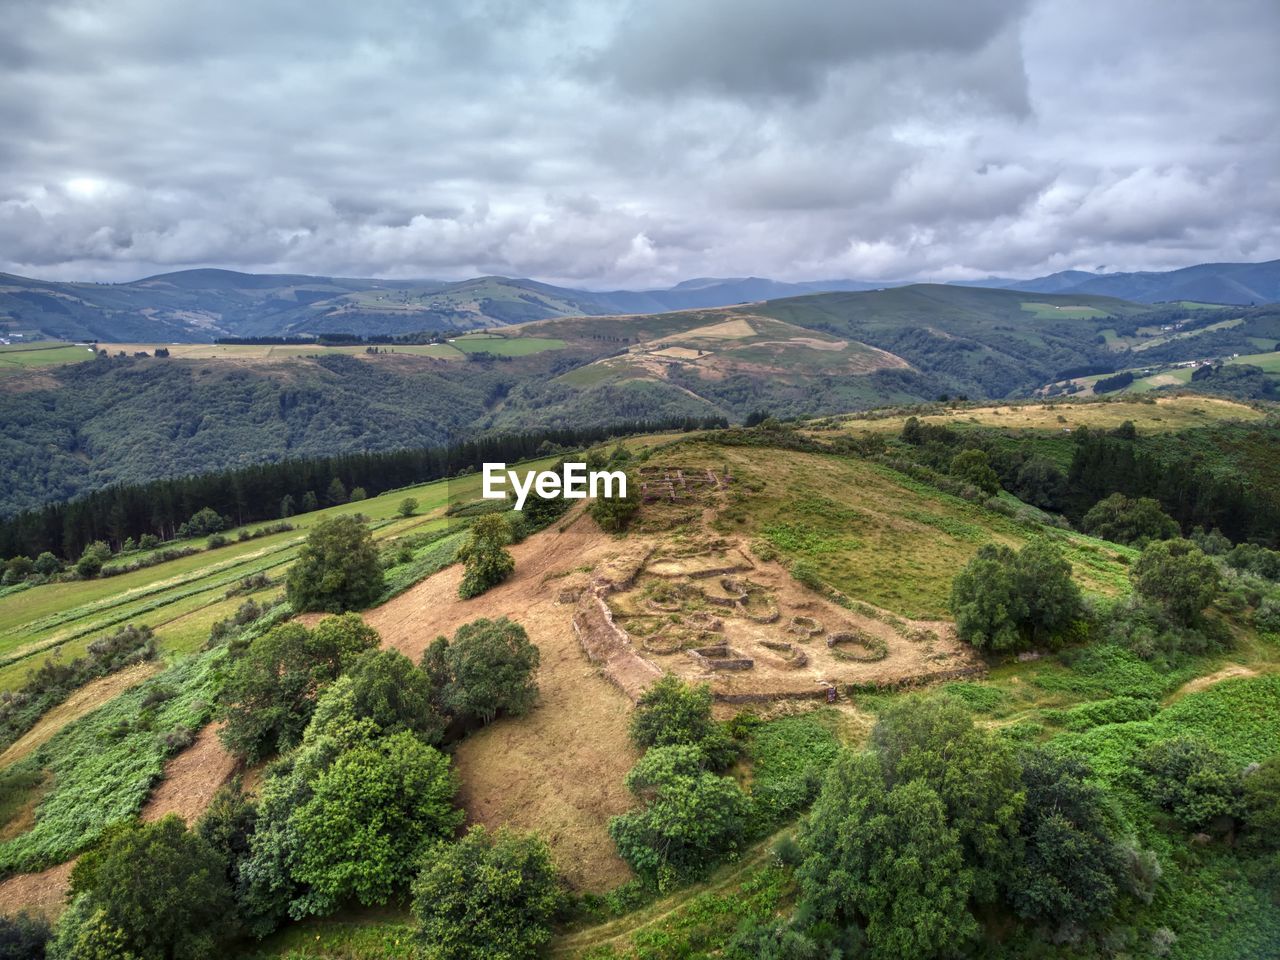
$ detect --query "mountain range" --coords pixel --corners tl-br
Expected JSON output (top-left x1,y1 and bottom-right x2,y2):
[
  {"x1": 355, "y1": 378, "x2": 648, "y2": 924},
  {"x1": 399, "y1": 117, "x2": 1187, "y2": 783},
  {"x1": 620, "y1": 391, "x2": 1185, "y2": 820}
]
[{"x1": 1, "y1": 259, "x2": 1276, "y2": 343}]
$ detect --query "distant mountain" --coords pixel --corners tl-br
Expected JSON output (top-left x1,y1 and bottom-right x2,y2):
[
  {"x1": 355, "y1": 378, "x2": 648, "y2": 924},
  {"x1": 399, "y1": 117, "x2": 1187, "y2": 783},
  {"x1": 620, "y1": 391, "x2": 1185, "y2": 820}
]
[
  {"x1": 991, "y1": 260, "x2": 1280, "y2": 305},
  {"x1": 0, "y1": 269, "x2": 884, "y2": 343},
  {"x1": 2, "y1": 259, "x2": 1276, "y2": 343}
]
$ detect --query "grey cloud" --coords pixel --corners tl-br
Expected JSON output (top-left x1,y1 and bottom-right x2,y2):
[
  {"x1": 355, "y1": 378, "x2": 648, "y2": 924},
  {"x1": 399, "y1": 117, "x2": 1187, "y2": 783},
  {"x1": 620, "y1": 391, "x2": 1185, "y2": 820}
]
[{"x1": 0, "y1": 0, "x2": 1277, "y2": 286}]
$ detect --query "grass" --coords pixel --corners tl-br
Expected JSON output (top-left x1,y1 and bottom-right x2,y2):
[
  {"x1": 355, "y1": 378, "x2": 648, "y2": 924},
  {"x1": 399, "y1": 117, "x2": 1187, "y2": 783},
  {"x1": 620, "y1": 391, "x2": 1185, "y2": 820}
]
[
  {"x1": 0, "y1": 650, "x2": 222, "y2": 872},
  {"x1": 449, "y1": 336, "x2": 566, "y2": 356},
  {"x1": 94, "y1": 342, "x2": 464, "y2": 360},
  {"x1": 0, "y1": 342, "x2": 95, "y2": 375},
  {"x1": 830, "y1": 395, "x2": 1265, "y2": 435},
  {"x1": 1020, "y1": 301, "x2": 1108, "y2": 319}
]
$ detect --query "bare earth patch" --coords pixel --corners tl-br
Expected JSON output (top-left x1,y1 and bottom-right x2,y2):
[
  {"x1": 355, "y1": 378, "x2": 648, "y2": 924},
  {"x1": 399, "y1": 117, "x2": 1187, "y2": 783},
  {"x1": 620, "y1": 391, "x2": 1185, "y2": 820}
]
[
  {"x1": 358, "y1": 509, "x2": 639, "y2": 891},
  {"x1": 0, "y1": 662, "x2": 163, "y2": 770},
  {"x1": 141, "y1": 721, "x2": 239, "y2": 824},
  {"x1": 1171, "y1": 664, "x2": 1259, "y2": 699},
  {"x1": 0, "y1": 859, "x2": 74, "y2": 921}
]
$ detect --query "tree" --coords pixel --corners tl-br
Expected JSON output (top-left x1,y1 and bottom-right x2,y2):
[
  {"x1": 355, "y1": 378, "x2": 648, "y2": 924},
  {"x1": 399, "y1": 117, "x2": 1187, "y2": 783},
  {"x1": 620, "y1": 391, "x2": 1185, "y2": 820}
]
[
  {"x1": 950, "y1": 540, "x2": 1081, "y2": 652},
  {"x1": 279, "y1": 494, "x2": 296, "y2": 518},
  {"x1": 290, "y1": 731, "x2": 462, "y2": 914},
  {"x1": 1137, "y1": 737, "x2": 1242, "y2": 830},
  {"x1": 2, "y1": 556, "x2": 33, "y2": 584},
  {"x1": 325, "y1": 477, "x2": 348, "y2": 505},
  {"x1": 1013, "y1": 538, "x2": 1083, "y2": 645},
  {"x1": 949, "y1": 545, "x2": 1023, "y2": 651},
  {"x1": 1242, "y1": 755, "x2": 1280, "y2": 844},
  {"x1": 195, "y1": 778, "x2": 258, "y2": 911},
  {"x1": 457, "y1": 514, "x2": 515, "y2": 599},
  {"x1": 629, "y1": 673, "x2": 736, "y2": 768},
  {"x1": 309, "y1": 649, "x2": 446, "y2": 746},
  {"x1": 1009, "y1": 749, "x2": 1130, "y2": 926},
  {"x1": 1132, "y1": 539, "x2": 1220, "y2": 626},
  {"x1": 398, "y1": 497, "x2": 419, "y2": 518},
  {"x1": 286, "y1": 515, "x2": 384, "y2": 612},
  {"x1": 1081, "y1": 493, "x2": 1179, "y2": 547},
  {"x1": 1011, "y1": 456, "x2": 1065, "y2": 510},
  {"x1": 67, "y1": 815, "x2": 234, "y2": 960},
  {"x1": 609, "y1": 744, "x2": 750, "y2": 888},
  {"x1": 218, "y1": 615, "x2": 379, "y2": 761},
  {"x1": 949, "y1": 448, "x2": 1000, "y2": 496},
  {"x1": 796, "y1": 751, "x2": 977, "y2": 960},
  {"x1": 868, "y1": 695, "x2": 1023, "y2": 903},
  {"x1": 588, "y1": 472, "x2": 639, "y2": 533},
  {"x1": 430, "y1": 617, "x2": 539, "y2": 725},
  {"x1": 412, "y1": 826, "x2": 564, "y2": 960},
  {"x1": 178, "y1": 507, "x2": 225, "y2": 539},
  {"x1": 0, "y1": 912, "x2": 51, "y2": 958},
  {"x1": 33, "y1": 551, "x2": 62, "y2": 576},
  {"x1": 301, "y1": 490, "x2": 319, "y2": 513},
  {"x1": 75, "y1": 541, "x2": 112, "y2": 578}
]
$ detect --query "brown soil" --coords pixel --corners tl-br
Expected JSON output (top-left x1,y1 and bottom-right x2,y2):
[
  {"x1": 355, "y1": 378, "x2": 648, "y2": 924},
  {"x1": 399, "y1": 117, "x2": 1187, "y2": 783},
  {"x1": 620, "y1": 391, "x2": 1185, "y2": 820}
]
[
  {"x1": 0, "y1": 721, "x2": 239, "y2": 920},
  {"x1": 0, "y1": 860, "x2": 74, "y2": 920},
  {"x1": 1172, "y1": 664, "x2": 1260, "y2": 698},
  {"x1": 141, "y1": 722, "x2": 239, "y2": 824},
  {"x1": 0, "y1": 662, "x2": 163, "y2": 770},
  {"x1": 357, "y1": 508, "x2": 640, "y2": 891}
]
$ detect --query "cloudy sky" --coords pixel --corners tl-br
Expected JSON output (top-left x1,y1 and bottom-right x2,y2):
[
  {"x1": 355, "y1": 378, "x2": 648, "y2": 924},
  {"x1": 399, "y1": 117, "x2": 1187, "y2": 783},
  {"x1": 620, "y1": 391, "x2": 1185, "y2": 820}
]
[{"x1": 2, "y1": 0, "x2": 1278, "y2": 287}]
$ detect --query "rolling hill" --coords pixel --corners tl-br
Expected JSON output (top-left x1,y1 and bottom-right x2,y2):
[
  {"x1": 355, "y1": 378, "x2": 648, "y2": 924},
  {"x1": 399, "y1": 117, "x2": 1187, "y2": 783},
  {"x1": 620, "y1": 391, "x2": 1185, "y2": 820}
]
[{"x1": 993, "y1": 258, "x2": 1280, "y2": 305}]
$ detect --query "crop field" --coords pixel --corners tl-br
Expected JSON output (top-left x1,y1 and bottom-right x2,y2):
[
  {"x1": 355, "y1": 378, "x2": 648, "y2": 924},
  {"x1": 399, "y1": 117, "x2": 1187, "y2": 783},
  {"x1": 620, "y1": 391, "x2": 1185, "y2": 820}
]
[
  {"x1": 0, "y1": 342, "x2": 95, "y2": 375},
  {"x1": 1020, "y1": 301, "x2": 1108, "y2": 318}
]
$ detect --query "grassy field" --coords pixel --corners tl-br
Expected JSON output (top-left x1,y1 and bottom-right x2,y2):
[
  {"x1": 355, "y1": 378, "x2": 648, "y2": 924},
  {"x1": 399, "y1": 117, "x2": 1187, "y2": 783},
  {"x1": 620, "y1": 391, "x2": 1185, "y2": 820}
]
[
  {"x1": 0, "y1": 342, "x2": 95, "y2": 376},
  {"x1": 828, "y1": 395, "x2": 1264, "y2": 436},
  {"x1": 1020, "y1": 301, "x2": 1108, "y2": 319},
  {"x1": 449, "y1": 335, "x2": 566, "y2": 355},
  {"x1": 95, "y1": 342, "x2": 464, "y2": 360}
]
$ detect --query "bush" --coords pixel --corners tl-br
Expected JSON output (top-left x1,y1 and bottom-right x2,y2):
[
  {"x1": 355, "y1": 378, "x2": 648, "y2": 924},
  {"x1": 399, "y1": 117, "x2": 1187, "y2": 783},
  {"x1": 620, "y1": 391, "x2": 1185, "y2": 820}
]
[
  {"x1": 286, "y1": 516, "x2": 384, "y2": 613},
  {"x1": 949, "y1": 448, "x2": 1000, "y2": 496},
  {"x1": 428, "y1": 617, "x2": 539, "y2": 726},
  {"x1": 0, "y1": 912, "x2": 51, "y2": 958},
  {"x1": 1136, "y1": 736, "x2": 1243, "y2": 830},
  {"x1": 797, "y1": 751, "x2": 978, "y2": 960},
  {"x1": 1242, "y1": 755, "x2": 1280, "y2": 844},
  {"x1": 412, "y1": 826, "x2": 564, "y2": 960},
  {"x1": 457, "y1": 514, "x2": 515, "y2": 599},
  {"x1": 398, "y1": 497, "x2": 419, "y2": 518},
  {"x1": 177, "y1": 507, "x2": 226, "y2": 539},
  {"x1": 1081, "y1": 493, "x2": 1179, "y2": 547},
  {"x1": 629, "y1": 674, "x2": 737, "y2": 769},
  {"x1": 75, "y1": 541, "x2": 112, "y2": 578},
  {"x1": 1132, "y1": 539, "x2": 1221, "y2": 627},
  {"x1": 1009, "y1": 749, "x2": 1132, "y2": 926},
  {"x1": 309, "y1": 648, "x2": 446, "y2": 746},
  {"x1": 33, "y1": 551, "x2": 62, "y2": 576},
  {"x1": 588, "y1": 472, "x2": 639, "y2": 533},
  {"x1": 950, "y1": 539, "x2": 1082, "y2": 652},
  {"x1": 609, "y1": 744, "x2": 750, "y2": 889},
  {"x1": 290, "y1": 731, "x2": 462, "y2": 915},
  {"x1": 218, "y1": 615, "x2": 379, "y2": 762},
  {"x1": 66, "y1": 815, "x2": 234, "y2": 960}
]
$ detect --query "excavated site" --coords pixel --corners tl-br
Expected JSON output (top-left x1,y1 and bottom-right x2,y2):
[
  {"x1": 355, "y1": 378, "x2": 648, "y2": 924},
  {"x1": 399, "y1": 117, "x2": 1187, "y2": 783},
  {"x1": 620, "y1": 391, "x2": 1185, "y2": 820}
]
[{"x1": 566, "y1": 465, "x2": 984, "y2": 704}]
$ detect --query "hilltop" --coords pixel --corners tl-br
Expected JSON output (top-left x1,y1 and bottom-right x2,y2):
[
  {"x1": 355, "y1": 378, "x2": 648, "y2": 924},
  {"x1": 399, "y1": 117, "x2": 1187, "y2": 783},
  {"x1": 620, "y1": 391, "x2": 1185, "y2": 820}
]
[
  {"x1": 3, "y1": 258, "x2": 1278, "y2": 344},
  {"x1": 0, "y1": 396, "x2": 1276, "y2": 958}
]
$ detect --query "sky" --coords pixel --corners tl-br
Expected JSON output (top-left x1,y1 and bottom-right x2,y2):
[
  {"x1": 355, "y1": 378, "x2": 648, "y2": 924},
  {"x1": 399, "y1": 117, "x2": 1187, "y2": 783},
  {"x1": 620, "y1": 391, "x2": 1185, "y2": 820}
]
[{"x1": 1, "y1": 0, "x2": 1277, "y2": 288}]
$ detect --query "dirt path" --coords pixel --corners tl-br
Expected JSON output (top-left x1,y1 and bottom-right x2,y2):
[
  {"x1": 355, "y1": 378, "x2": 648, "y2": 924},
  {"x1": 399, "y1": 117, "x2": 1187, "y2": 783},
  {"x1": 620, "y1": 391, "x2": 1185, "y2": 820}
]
[
  {"x1": 0, "y1": 662, "x2": 163, "y2": 769},
  {"x1": 361, "y1": 510, "x2": 640, "y2": 891},
  {"x1": 1170, "y1": 664, "x2": 1260, "y2": 699},
  {"x1": 0, "y1": 720, "x2": 238, "y2": 920},
  {"x1": 141, "y1": 722, "x2": 239, "y2": 824},
  {"x1": 0, "y1": 860, "x2": 74, "y2": 921}
]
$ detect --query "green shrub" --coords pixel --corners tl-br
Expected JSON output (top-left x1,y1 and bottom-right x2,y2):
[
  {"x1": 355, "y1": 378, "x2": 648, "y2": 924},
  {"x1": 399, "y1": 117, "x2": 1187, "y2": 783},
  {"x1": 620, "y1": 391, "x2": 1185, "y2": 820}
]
[
  {"x1": 286, "y1": 516, "x2": 384, "y2": 613},
  {"x1": 427, "y1": 617, "x2": 539, "y2": 727},
  {"x1": 66, "y1": 815, "x2": 234, "y2": 960},
  {"x1": 950, "y1": 539, "x2": 1082, "y2": 652},
  {"x1": 1081, "y1": 493, "x2": 1180, "y2": 547},
  {"x1": 457, "y1": 514, "x2": 515, "y2": 599},
  {"x1": 1132, "y1": 539, "x2": 1221, "y2": 627},
  {"x1": 1136, "y1": 736, "x2": 1243, "y2": 830},
  {"x1": 629, "y1": 674, "x2": 737, "y2": 769},
  {"x1": 412, "y1": 826, "x2": 564, "y2": 960},
  {"x1": 609, "y1": 745, "x2": 750, "y2": 889}
]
